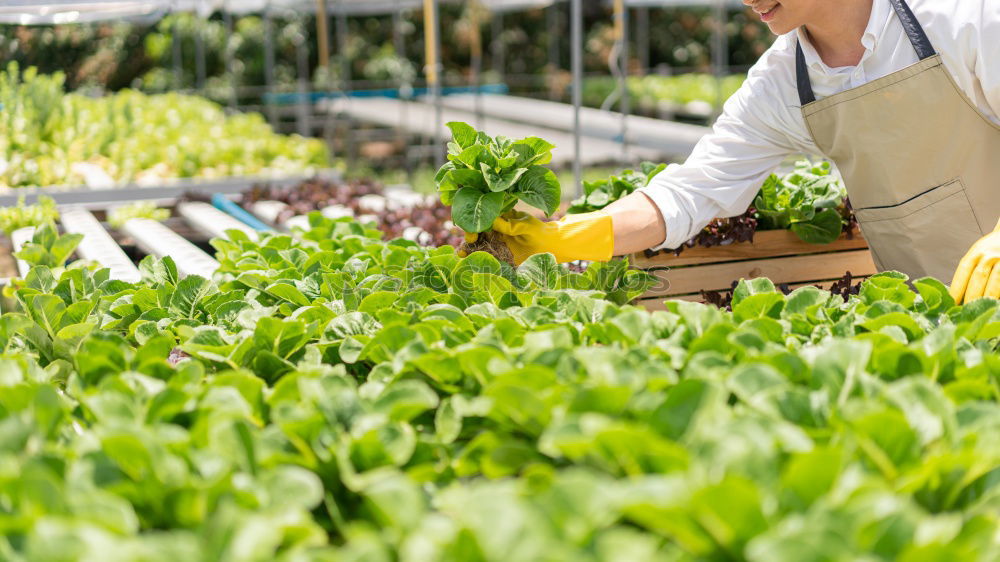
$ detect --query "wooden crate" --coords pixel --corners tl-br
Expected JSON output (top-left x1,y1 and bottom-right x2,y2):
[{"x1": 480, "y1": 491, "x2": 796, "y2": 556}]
[{"x1": 632, "y1": 230, "x2": 877, "y2": 309}]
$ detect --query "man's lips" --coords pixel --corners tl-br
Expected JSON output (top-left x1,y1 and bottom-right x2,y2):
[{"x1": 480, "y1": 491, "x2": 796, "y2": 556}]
[{"x1": 757, "y1": 4, "x2": 780, "y2": 22}]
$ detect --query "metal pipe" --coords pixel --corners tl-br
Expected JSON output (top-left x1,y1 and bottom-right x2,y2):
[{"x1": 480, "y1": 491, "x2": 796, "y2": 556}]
[
  {"x1": 194, "y1": 17, "x2": 206, "y2": 91},
  {"x1": 491, "y1": 12, "x2": 504, "y2": 83},
  {"x1": 469, "y1": 0, "x2": 484, "y2": 128},
  {"x1": 614, "y1": 0, "x2": 630, "y2": 163},
  {"x1": 571, "y1": 0, "x2": 582, "y2": 197},
  {"x1": 223, "y1": 10, "x2": 237, "y2": 108},
  {"x1": 423, "y1": 0, "x2": 443, "y2": 165},
  {"x1": 637, "y1": 6, "x2": 649, "y2": 74},
  {"x1": 263, "y1": 2, "x2": 277, "y2": 127},
  {"x1": 336, "y1": 0, "x2": 350, "y2": 90},
  {"x1": 172, "y1": 16, "x2": 182, "y2": 90},
  {"x1": 296, "y1": 32, "x2": 311, "y2": 136},
  {"x1": 547, "y1": 2, "x2": 560, "y2": 99},
  {"x1": 712, "y1": 0, "x2": 729, "y2": 118},
  {"x1": 393, "y1": 0, "x2": 409, "y2": 177}
]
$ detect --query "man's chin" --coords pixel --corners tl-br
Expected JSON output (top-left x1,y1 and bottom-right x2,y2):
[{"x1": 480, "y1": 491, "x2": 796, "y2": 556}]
[{"x1": 766, "y1": 21, "x2": 794, "y2": 35}]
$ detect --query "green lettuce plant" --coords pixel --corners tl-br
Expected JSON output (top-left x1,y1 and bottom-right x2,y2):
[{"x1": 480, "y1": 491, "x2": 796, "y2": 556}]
[
  {"x1": 0, "y1": 195, "x2": 58, "y2": 235},
  {"x1": 434, "y1": 121, "x2": 561, "y2": 234},
  {"x1": 107, "y1": 202, "x2": 171, "y2": 229},
  {"x1": 754, "y1": 160, "x2": 848, "y2": 244},
  {"x1": 567, "y1": 161, "x2": 666, "y2": 214}
]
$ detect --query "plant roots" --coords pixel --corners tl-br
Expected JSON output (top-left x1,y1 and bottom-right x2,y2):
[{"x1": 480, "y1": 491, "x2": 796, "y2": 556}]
[{"x1": 458, "y1": 230, "x2": 516, "y2": 267}]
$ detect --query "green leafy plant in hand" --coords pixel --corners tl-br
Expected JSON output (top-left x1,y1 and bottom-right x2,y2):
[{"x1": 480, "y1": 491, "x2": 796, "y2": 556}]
[
  {"x1": 434, "y1": 121, "x2": 561, "y2": 233},
  {"x1": 754, "y1": 160, "x2": 848, "y2": 244},
  {"x1": 567, "y1": 161, "x2": 667, "y2": 214},
  {"x1": 0, "y1": 195, "x2": 58, "y2": 235},
  {"x1": 107, "y1": 202, "x2": 170, "y2": 229}
]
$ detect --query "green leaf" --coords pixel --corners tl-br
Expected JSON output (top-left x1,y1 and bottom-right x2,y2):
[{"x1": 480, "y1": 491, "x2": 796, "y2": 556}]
[
  {"x1": 780, "y1": 447, "x2": 844, "y2": 508},
  {"x1": 447, "y1": 121, "x2": 478, "y2": 149},
  {"x1": 26, "y1": 294, "x2": 66, "y2": 338},
  {"x1": 265, "y1": 282, "x2": 311, "y2": 307},
  {"x1": 480, "y1": 163, "x2": 528, "y2": 193},
  {"x1": 516, "y1": 253, "x2": 562, "y2": 289},
  {"x1": 514, "y1": 166, "x2": 561, "y2": 216},
  {"x1": 374, "y1": 379, "x2": 440, "y2": 421},
  {"x1": 168, "y1": 276, "x2": 216, "y2": 319},
  {"x1": 452, "y1": 188, "x2": 505, "y2": 233},
  {"x1": 733, "y1": 293, "x2": 785, "y2": 323},
  {"x1": 440, "y1": 168, "x2": 487, "y2": 193},
  {"x1": 511, "y1": 137, "x2": 555, "y2": 166},
  {"x1": 454, "y1": 145, "x2": 496, "y2": 170},
  {"x1": 790, "y1": 208, "x2": 843, "y2": 244},
  {"x1": 757, "y1": 174, "x2": 780, "y2": 208},
  {"x1": 861, "y1": 272, "x2": 915, "y2": 307},
  {"x1": 731, "y1": 278, "x2": 777, "y2": 307},
  {"x1": 914, "y1": 277, "x2": 955, "y2": 316}
]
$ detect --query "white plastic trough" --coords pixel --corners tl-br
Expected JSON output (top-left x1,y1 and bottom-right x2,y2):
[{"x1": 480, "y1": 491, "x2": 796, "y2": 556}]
[
  {"x1": 10, "y1": 226, "x2": 35, "y2": 278},
  {"x1": 177, "y1": 201, "x2": 259, "y2": 241},
  {"x1": 59, "y1": 207, "x2": 141, "y2": 283},
  {"x1": 120, "y1": 218, "x2": 220, "y2": 279},
  {"x1": 250, "y1": 200, "x2": 289, "y2": 225}
]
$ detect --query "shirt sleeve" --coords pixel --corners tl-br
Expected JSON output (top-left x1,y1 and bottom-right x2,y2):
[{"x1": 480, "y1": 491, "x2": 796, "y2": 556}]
[
  {"x1": 975, "y1": 0, "x2": 1000, "y2": 120},
  {"x1": 637, "y1": 57, "x2": 803, "y2": 250}
]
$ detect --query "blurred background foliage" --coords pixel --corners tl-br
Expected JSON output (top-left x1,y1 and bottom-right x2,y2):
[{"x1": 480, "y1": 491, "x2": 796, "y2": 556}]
[{"x1": 0, "y1": 4, "x2": 773, "y2": 102}]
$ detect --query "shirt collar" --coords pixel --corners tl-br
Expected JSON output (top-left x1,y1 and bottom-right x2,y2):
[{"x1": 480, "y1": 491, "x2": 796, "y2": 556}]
[{"x1": 796, "y1": 0, "x2": 891, "y2": 71}]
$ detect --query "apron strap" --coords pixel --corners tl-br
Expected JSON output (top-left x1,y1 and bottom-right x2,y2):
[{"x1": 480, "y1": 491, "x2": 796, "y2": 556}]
[
  {"x1": 795, "y1": 42, "x2": 816, "y2": 106},
  {"x1": 795, "y1": 0, "x2": 937, "y2": 107},
  {"x1": 888, "y1": 0, "x2": 936, "y2": 60}
]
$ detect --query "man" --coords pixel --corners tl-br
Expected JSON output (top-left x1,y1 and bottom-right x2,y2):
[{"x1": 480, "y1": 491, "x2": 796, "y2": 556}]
[{"x1": 481, "y1": 0, "x2": 1000, "y2": 303}]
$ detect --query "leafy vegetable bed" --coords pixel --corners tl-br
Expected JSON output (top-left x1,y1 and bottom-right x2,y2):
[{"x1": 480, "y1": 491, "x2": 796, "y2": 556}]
[
  {"x1": 0, "y1": 209, "x2": 998, "y2": 560},
  {"x1": 0, "y1": 64, "x2": 329, "y2": 189},
  {"x1": 583, "y1": 74, "x2": 746, "y2": 119}
]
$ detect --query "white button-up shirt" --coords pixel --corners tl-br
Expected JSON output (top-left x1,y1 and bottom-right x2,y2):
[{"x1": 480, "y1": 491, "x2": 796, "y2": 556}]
[{"x1": 638, "y1": 0, "x2": 1000, "y2": 250}]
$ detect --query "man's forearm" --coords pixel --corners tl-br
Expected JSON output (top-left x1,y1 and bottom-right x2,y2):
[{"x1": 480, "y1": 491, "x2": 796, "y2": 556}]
[{"x1": 603, "y1": 192, "x2": 668, "y2": 256}]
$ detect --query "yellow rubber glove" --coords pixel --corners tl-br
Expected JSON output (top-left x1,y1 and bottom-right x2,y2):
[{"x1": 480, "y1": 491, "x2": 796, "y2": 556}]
[
  {"x1": 949, "y1": 217, "x2": 1000, "y2": 304},
  {"x1": 486, "y1": 210, "x2": 614, "y2": 265}
]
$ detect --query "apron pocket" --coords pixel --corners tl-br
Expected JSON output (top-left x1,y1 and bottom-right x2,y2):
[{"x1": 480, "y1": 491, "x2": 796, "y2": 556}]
[{"x1": 854, "y1": 179, "x2": 983, "y2": 281}]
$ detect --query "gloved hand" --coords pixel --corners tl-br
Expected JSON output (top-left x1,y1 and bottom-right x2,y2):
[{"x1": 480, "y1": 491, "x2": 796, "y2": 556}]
[
  {"x1": 464, "y1": 210, "x2": 614, "y2": 265},
  {"x1": 949, "y1": 218, "x2": 1000, "y2": 304}
]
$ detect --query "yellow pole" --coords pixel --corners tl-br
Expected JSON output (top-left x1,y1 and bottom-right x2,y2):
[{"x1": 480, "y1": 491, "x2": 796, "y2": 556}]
[
  {"x1": 316, "y1": 0, "x2": 330, "y2": 70},
  {"x1": 613, "y1": 0, "x2": 625, "y2": 41},
  {"x1": 424, "y1": 0, "x2": 444, "y2": 164},
  {"x1": 423, "y1": 0, "x2": 439, "y2": 87}
]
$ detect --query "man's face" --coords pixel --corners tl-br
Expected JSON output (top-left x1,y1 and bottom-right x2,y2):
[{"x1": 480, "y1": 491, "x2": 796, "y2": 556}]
[{"x1": 743, "y1": 0, "x2": 811, "y2": 35}]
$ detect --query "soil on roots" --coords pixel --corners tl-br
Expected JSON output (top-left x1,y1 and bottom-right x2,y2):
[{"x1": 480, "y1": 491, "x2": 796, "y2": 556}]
[{"x1": 458, "y1": 230, "x2": 516, "y2": 267}]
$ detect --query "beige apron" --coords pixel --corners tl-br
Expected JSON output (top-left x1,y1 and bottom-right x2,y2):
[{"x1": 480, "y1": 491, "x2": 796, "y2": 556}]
[{"x1": 796, "y1": 0, "x2": 1000, "y2": 282}]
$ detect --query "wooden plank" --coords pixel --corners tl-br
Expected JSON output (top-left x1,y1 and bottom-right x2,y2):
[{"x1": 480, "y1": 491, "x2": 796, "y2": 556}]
[
  {"x1": 634, "y1": 275, "x2": 876, "y2": 312},
  {"x1": 642, "y1": 249, "x2": 878, "y2": 297},
  {"x1": 629, "y1": 230, "x2": 869, "y2": 269}
]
